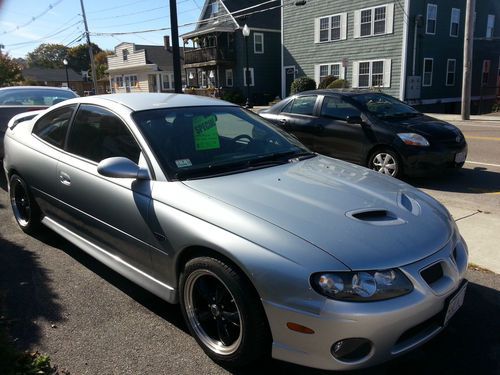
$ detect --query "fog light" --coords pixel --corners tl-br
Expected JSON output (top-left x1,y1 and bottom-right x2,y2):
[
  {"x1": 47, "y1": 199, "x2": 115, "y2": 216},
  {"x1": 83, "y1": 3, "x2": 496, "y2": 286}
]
[{"x1": 331, "y1": 338, "x2": 372, "y2": 361}]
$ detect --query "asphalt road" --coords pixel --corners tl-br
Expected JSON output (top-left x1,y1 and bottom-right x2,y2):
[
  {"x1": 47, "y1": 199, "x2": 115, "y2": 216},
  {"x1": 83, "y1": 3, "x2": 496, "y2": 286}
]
[{"x1": 0, "y1": 167, "x2": 499, "y2": 374}]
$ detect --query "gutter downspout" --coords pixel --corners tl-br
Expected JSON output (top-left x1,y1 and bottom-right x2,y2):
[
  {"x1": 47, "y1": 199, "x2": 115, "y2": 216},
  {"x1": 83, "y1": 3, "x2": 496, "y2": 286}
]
[{"x1": 399, "y1": 0, "x2": 411, "y2": 101}]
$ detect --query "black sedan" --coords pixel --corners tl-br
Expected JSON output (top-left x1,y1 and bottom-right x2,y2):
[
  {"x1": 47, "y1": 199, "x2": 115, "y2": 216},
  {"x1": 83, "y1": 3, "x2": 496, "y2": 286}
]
[{"x1": 260, "y1": 90, "x2": 467, "y2": 178}]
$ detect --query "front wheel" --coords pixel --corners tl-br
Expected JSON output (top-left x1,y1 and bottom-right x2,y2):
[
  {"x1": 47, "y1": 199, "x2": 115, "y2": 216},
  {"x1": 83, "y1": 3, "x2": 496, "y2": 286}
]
[
  {"x1": 9, "y1": 174, "x2": 41, "y2": 234},
  {"x1": 179, "y1": 257, "x2": 270, "y2": 367},
  {"x1": 368, "y1": 149, "x2": 402, "y2": 178}
]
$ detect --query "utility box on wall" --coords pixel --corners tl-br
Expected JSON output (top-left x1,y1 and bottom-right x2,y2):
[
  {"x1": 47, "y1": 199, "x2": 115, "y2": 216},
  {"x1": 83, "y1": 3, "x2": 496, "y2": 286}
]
[{"x1": 406, "y1": 76, "x2": 421, "y2": 100}]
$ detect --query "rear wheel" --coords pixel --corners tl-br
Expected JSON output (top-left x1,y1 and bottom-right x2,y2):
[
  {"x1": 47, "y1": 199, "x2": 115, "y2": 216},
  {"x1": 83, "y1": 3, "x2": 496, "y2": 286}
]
[
  {"x1": 368, "y1": 149, "x2": 402, "y2": 178},
  {"x1": 179, "y1": 256, "x2": 270, "y2": 367},
  {"x1": 9, "y1": 174, "x2": 41, "y2": 234}
]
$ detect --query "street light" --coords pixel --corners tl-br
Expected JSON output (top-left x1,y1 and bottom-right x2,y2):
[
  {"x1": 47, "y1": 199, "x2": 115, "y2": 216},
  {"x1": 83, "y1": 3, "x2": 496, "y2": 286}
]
[
  {"x1": 63, "y1": 58, "x2": 69, "y2": 88},
  {"x1": 242, "y1": 23, "x2": 252, "y2": 108}
]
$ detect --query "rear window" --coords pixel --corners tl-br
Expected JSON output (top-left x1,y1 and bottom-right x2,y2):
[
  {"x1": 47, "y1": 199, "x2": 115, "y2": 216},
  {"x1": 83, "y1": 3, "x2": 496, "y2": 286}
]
[{"x1": 0, "y1": 88, "x2": 77, "y2": 106}]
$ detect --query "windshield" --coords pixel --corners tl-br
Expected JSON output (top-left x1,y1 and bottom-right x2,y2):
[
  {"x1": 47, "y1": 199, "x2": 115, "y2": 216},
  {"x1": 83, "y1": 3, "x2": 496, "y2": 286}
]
[
  {"x1": 0, "y1": 88, "x2": 77, "y2": 106},
  {"x1": 132, "y1": 106, "x2": 314, "y2": 180},
  {"x1": 351, "y1": 93, "x2": 420, "y2": 119}
]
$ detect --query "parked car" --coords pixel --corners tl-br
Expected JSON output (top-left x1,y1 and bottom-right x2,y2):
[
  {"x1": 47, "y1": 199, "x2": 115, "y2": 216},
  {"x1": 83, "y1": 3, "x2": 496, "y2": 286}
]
[
  {"x1": 3, "y1": 93, "x2": 468, "y2": 371},
  {"x1": 0, "y1": 86, "x2": 78, "y2": 157},
  {"x1": 260, "y1": 90, "x2": 468, "y2": 178}
]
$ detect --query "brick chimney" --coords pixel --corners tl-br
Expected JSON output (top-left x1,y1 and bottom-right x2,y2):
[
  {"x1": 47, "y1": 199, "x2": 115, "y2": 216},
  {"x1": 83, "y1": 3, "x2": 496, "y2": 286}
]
[{"x1": 164, "y1": 36, "x2": 171, "y2": 50}]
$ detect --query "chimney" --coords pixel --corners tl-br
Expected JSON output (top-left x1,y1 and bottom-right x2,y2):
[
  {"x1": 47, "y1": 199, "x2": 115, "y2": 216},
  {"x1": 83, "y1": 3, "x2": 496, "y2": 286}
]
[{"x1": 164, "y1": 35, "x2": 171, "y2": 50}]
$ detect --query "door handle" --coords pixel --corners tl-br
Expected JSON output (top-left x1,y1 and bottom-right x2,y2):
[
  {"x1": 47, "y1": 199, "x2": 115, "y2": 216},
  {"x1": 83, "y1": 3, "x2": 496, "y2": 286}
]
[
  {"x1": 59, "y1": 172, "x2": 71, "y2": 186},
  {"x1": 278, "y1": 118, "x2": 287, "y2": 125}
]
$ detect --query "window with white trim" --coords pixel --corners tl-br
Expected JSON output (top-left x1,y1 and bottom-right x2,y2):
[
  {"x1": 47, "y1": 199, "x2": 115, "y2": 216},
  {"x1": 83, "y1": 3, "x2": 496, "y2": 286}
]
[
  {"x1": 354, "y1": 4, "x2": 393, "y2": 38},
  {"x1": 486, "y1": 15, "x2": 495, "y2": 38},
  {"x1": 482, "y1": 60, "x2": 491, "y2": 86},
  {"x1": 450, "y1": 8, "x2": 460, "y2": 37},
  {"x1": 115, "y1": 76, "x2": 124, "y2": 87},
  {"x1": 446, "y1": 59, "x2": 456, "y2": 86},
  {"x1": 225, "y1": 69, "x2": 233, "y2": 87},
  {"x1": 426, "y1": 4, "x2": 437, "y2": 35},
  {"x1": 254, "y1": 33, "x2": 264, "y2": 54},
  {"x1": 314, "y1": 63, "x2": 344, "y2": 85},
  {"x1": 124, "y1": 75, "x2": 137, "y2": 88},
  {"x1": 315, "y1": 13, "x2": 347, "y2": 42},
  {"x1": 352, "y1": 59, "x2": 391, "y2": 88},
  {"x1": 423, "y1": 58, "x2": 433, "y2": 86},
  {"x1": 122, "y1": 49, "x2": 129, "y2": 61},
  {"x1": 162, "y1": 73, "x2": 174, "y2": 90},
  {"x1": 243, "y1": 67, "x2": 254, "y2": 87}
]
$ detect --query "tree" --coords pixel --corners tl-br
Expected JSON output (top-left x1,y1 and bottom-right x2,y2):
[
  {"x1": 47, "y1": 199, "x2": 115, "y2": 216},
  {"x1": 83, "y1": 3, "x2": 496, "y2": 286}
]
[
  {"x1": 0, "y1": 53, "x2": 23, "y2": 86},
  {"x1": 94, "y1": 50, "x2": 111, "y2": 80},
  {"x1": 26, "y1": 44, "x2": 69, "y2": 68},
  {"x1": 67, "y1": 43, "x2": 102, "y2": 74},
  {"x1": 290, "y1": 77, "x2": 316, "y2": 94}
]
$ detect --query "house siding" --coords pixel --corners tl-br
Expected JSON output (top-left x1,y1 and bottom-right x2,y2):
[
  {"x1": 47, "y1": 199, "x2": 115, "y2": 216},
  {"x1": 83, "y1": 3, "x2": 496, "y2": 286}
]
[
  {"x1": 108, "y1": 43, "x2": 147, "y2": 69},
  {"x1": 283, "y1": 0, "x2": 404, "y2": 98}
]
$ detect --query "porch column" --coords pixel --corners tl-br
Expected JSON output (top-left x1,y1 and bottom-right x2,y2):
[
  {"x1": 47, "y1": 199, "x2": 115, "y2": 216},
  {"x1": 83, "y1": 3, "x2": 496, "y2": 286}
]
[{"x1": 155, "y1": 74, "x2": 161, "y2": 93}]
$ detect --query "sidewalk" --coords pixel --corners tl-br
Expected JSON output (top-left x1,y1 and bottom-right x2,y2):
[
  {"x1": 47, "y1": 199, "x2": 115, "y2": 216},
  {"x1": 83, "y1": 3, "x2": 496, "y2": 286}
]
[
  {"x1": 448, "y1": 207, "x2": 500, "y2": 274},
  {"x1": 425, "y1": 112, "x2": 500, "y2": 122}
]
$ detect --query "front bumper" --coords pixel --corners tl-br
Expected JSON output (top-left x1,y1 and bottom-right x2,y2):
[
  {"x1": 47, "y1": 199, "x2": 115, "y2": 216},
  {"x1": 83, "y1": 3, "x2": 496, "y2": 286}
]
[
  {"x1": 263, "y1": 238, "x2": 468, "y2": 371},
  {"x1": 400, "y1": 141, "x2": 468, "y2": 177}
]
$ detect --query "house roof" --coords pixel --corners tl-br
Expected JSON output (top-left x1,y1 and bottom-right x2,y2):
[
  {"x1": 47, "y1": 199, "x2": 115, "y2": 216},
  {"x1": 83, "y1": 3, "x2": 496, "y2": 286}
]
[
  {"x1": 22, "y1": 67, "x2": 82, "y2": 82},
  {"x1": 134, "y1": 45, "x2": 187, "y2": 71}
]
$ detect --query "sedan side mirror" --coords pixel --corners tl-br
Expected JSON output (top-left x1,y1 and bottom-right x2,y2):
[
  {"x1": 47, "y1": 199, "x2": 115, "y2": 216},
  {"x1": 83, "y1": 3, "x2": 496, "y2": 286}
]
[
  {"x1": 97, "y1": 157, "x2": 150, "y2": 180},
  {"x1": 346, "y1": 115, "x2": 363, "y2": 125}
]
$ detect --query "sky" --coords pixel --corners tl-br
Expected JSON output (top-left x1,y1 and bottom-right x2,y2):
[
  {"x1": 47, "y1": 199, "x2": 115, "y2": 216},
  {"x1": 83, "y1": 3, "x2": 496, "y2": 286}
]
[{"x1": 0, "y1": 0, "x2": 205, "y2": 58}]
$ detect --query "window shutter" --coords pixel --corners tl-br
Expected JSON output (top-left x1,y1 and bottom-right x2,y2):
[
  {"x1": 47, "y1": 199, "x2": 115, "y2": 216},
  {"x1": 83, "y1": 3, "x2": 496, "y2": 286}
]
[
  {"x1": 314, "y1": 64, "x2": 320, "y2": 86},
  {"x1": 353, "y1": 10, "x2": 361, "y2": 38},
  {"x1": 383, "y1": 59, "x2": 392, "y2": 87},
  {"x1": 341, "y1": 13, "x2": 348, "y2": 40},
  {"x1": 340, "y1": 65, "x2": 346, "y2": 79},
  {"x1": 386, "y1": 3, "x2": 395, "y2": 34},
  {"x1": 352, "y1": 61, "x2": 359, "y2": 87},
  {"x1": 314, "y1": 18, "x2": 320, "y2": 43}
]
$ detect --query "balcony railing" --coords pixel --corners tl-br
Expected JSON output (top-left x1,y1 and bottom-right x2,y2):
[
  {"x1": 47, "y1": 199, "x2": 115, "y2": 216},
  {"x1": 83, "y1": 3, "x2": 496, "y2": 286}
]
[{"x1": 184, "y1": 47, "x2": 234, "y2": 65}]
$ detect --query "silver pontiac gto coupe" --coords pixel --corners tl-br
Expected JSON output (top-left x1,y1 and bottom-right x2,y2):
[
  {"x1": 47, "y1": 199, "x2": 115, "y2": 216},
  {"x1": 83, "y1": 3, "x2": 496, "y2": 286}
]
[{"x1": 3, "y1": 93, "x2": 468, "y2": 370}]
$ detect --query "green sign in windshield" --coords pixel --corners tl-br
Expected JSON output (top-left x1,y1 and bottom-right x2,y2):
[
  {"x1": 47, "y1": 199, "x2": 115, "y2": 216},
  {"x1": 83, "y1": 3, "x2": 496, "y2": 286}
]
[{"x1": 193, "y1": 115, "x2": 220, "y2": 151}]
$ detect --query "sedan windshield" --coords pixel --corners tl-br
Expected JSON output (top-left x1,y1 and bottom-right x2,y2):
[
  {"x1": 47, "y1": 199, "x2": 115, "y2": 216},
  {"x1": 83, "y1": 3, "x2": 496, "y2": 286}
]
[
  {"x1": 351, "y1": 93, "x2": 421, "y2": 119},
  {"x1": 132, "y1": 106, "x2": 314, "y2": 180}
]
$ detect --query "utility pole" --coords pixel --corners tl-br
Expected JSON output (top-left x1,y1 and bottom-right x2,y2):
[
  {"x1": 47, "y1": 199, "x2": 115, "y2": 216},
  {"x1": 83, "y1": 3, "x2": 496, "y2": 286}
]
[
  {"x1": 461, "y1": 0, "x2": 475, "y2": 120},
  {"x1": 79, "y1": 0, "x2": 99, "y2": 94},
  {"x1": 169, "y1": 0, "x2": 182, "y2": 93}
]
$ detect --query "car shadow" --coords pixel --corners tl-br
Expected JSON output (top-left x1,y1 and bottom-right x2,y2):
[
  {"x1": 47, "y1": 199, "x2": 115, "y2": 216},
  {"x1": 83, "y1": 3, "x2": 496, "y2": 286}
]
[
  {"x1": 0, "y1": 235, "x2": 64, "y2": 350},
  {"x1": 405, "y1": 166, "x2": 500, "y2": 194},
  {"x1": 29, "y1": 229, "x2": 189, "y2": 335},
  {"x1": 231, "y1": 273, "x2": 500, "y2": 375},
  {"x1": 0, "y1": 169, "x2": 7, "y2": 192}
]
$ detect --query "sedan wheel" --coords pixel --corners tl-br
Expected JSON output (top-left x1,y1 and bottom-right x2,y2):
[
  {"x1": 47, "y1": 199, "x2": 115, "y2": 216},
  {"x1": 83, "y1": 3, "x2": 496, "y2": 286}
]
[
  {"x1": 9, "y1": 174, "x2": 41, "y2": 234},
  {"x1": 180, "y1": 257, "x2": 270, "y2": 367},
  {"x1": 369, "y1": 150, "x2": 401, "y2": 177}
]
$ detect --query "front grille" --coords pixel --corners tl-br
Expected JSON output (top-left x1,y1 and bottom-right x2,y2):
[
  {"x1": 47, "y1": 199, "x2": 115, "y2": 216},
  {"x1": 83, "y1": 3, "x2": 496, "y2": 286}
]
[
  {"x1": 395, "y1": 312, "x2": 441, "y2": 348},
  {"x1": 420, "y1": 263, "x2": 444, "y2": 285}
]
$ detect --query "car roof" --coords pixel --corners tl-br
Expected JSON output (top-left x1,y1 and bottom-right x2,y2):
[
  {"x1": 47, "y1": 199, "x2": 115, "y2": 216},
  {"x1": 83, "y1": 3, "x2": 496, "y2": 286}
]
[
  {"x1": 0, "y1": 86, "x2": 75, "y2": 92},
  {"x1": 82, "y1": 93, "x2": 237, "y2": 112},
  {"x1": 296, "y1": 89, "x2": 378, "y2": 97}
]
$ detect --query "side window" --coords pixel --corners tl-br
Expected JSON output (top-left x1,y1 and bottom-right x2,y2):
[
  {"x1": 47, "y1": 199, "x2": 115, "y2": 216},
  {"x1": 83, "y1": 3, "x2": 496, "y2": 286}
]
[
  {"x1": 66, "y1": 105, "x2": 141, "y2": 164},
  {"x1": 32, "y1": 105, "x2": 76, "y2": 148},
  {"x1": 283, "y1": 96, "x2": 317, "y2": 116},
  {"x1": 321, "y1": 96, "x2": 360, "y2": 120}
]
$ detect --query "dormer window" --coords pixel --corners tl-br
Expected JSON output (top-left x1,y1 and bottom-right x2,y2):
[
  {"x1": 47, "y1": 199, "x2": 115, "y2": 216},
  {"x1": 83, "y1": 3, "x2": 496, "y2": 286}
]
[
  {"x1": 122, "y1": 49, "x2": 129, "y2": 61},
  {"x1": 210, "y1": 1, "x2": 218, "y2": 17}
]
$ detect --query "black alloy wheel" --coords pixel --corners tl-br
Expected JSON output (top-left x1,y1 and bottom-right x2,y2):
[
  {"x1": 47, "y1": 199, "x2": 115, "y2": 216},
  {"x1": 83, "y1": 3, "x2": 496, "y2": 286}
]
[
  {"x1": 179, "y1": 256, "x2": 271, "y2": 367},
  {"x1": 9, "y1": 174, "x2": 41, "y2": 234}
]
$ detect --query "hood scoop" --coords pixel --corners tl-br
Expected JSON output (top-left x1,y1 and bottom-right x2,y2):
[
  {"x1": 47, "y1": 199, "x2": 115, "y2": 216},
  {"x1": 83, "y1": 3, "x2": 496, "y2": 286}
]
[{"x1": 346, "y1": 209, "x2": 406, "y2": 226}]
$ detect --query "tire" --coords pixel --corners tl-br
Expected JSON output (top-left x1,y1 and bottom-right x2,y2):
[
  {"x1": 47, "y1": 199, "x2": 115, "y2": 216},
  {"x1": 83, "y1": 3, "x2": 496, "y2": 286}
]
[
  {"x1": 368, "y1": 148, "x2": 402, "y2": 178},
  {"x1": 9, "y1": 174, "x2": 41, "y2": 234},
  {"x1": 179, "y1": 256, "x2": 271, "y2": 368}
]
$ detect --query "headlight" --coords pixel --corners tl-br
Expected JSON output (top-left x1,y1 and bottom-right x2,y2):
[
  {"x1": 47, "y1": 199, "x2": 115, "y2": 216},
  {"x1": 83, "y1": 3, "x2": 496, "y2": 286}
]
[
  {"x1": 397, "y1": 133, "x2": 430, "y2": 146},
  {"x1": 310, "y1": 269, "x2": 413, "y2": 301}
]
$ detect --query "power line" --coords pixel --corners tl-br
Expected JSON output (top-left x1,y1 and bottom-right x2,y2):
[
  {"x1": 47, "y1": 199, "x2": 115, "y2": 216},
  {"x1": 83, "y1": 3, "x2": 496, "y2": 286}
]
[
  {"x1": 91, "y1": 5, "x2": 168, "y2": 22},
  {"x1": 1, "y1": 0, "x2": 65, "y2": 35},
  {"x1": 5, "y1": 20, "x2": 83, "y2": 47}
]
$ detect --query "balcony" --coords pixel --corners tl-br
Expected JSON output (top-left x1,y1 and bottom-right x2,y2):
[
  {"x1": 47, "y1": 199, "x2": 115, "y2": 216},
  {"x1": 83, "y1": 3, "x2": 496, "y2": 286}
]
[{"x1": 184, "y1": 47, "x2": 234, "y2": 67}]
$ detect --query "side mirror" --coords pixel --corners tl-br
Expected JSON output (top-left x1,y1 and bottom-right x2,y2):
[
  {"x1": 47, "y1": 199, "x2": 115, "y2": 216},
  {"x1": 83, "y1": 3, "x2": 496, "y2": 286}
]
[
  {"x1": 97, "y1": 157, "x2": 149, "y2": 180},
  {"x1": 346, "y1": 115, "x2": 363, "y2": 125}
]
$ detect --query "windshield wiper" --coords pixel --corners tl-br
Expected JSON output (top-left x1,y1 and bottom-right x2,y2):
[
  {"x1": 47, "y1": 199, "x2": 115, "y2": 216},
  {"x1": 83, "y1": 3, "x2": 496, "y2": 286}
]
[
  {"x1": 379, "y1": 112, "x2": 422, "y2": 119},
  {"x1": 247, "y1": 150, "x2": 316, "y2": 166}
]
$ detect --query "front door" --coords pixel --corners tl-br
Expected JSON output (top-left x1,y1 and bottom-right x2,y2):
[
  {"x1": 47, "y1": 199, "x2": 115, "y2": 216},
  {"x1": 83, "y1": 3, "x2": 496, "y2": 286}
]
[{"x1": 57, "y1": 104, "x2": 158, "y2": 271}]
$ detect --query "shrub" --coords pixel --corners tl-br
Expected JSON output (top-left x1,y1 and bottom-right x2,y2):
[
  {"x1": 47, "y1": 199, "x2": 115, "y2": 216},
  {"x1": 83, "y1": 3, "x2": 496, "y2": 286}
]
[
  {"x1": 221, "y1": 89, "x2": 245, "y2": 105},
  {"x1": 318, "y1": 75, "x2": 337, "y2": 89},
  {"x1": 326, "y1": 79, "x2": 349, "y2": 89},
  {"x1": 290, "y1": 77, "x2": 316, "y2": 94}
]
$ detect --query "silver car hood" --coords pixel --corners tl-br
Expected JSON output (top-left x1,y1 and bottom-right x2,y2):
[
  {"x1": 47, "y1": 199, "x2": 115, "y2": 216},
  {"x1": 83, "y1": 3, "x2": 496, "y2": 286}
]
[{"x1": 183, "y1": 156, "x2": 453, "y2": 270}]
